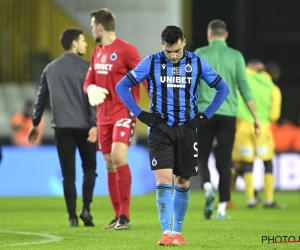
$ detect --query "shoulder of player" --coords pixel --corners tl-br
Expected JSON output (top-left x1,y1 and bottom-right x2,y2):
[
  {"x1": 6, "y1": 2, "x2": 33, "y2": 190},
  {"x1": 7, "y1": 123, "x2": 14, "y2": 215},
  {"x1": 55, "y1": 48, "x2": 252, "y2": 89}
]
[
  {"x1": 194, "y1": 45, "x2": 209, "y2": 54},
  {"x1": 45, "y1": 57, "x2": 61, "y2": 71},
  {"x1": 115, "y1": 37, "x2": 138, "y2": 50},
  {"x1": 183, "y1": 51, "x2": 207, "y2": 64},
  {"x1": 225, "y1": 46, "x2": 244, "y2": 58},
  {"x1": 184, "y1": 50, "x2": 201, "y2": 59},
  {"x1": 91, "y1": 44, "x2": 102, "y2": 53},
  {"x1": 48, "y1": 53, "x2": 87, "y2": 68}
]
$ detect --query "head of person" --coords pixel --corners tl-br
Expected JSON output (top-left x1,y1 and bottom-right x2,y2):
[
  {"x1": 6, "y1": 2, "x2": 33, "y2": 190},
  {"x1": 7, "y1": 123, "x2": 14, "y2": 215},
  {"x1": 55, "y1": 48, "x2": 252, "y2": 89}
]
[
  {"x1": 265, "y1": 61, "x2": 281, "y2": 82},
  {"x1": 161, "y1": 25, "x2": 186, "y2": 64},
  {"x1": 23, "y1": 100, "x2": 34, "y2": 118},
  {"x1": 207, "y1": 19, "x2": 228, "y2": 43},
  {"x1": 90, "y1": 8, "x2": 115, "y2": 43},
  {"x1": 60, "y1": 29, "x2": 87, "y2": 56},
  {"x1": 247, "y1": 59, "x2": 265, "y2": 72}
]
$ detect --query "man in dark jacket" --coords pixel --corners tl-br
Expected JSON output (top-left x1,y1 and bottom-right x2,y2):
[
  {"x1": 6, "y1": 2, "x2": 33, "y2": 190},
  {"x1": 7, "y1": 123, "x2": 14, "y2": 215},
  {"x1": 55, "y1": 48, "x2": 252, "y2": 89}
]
[{"x1": 28, "y1": 29, "x2": 97, "y2": 227}]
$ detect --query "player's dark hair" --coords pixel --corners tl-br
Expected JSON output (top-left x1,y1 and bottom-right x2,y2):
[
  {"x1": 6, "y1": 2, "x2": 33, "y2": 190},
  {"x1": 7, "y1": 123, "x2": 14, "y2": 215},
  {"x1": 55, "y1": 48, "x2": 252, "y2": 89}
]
[
  {"x1": 208, "y1": 19, "x2": 227, "y2": 37},
  {"x1": 90, "y1": 8, "x2": 115, "y2": 31},
  {"x1": 161, "y1": 25, "x2": 184, "y2": 45},
  {"x1": 60, "y1": 29, "x2": 83, "y2": 51}
]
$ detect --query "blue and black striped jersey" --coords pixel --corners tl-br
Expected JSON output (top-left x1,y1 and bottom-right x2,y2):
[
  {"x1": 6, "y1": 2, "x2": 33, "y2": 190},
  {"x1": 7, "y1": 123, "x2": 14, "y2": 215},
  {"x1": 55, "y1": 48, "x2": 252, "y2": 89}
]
[{"x1": 126, "y1": 51, "x2": 221, "y2": 126}]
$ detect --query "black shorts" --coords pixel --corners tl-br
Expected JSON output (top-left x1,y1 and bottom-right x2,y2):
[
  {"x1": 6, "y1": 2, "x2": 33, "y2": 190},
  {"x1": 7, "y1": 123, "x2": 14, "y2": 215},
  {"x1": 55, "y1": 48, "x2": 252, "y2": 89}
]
[{"x1": 148, "y1": 122, "x2": 198, "y2": 176}]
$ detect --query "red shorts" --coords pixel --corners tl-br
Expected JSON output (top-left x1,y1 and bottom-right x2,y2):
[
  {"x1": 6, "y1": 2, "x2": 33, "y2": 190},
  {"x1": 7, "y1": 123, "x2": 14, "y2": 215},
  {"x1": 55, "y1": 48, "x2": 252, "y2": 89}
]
[{"x1": 97, "y1": 117, "x2": 136, "y2": 154}]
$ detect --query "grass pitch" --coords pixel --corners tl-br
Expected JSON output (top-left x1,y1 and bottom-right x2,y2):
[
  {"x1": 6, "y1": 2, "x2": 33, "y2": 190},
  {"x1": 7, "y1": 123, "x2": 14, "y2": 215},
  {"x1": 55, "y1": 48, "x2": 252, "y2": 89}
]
[{"x1": 0, "y1": 191, "x2": 299, "y2": 249}]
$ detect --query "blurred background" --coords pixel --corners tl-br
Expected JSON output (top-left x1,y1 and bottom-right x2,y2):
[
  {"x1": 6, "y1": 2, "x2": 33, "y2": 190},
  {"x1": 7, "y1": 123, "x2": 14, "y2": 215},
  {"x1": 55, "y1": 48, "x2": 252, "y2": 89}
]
[{"x1": 0, "y1": 0, "x2": 299, "y2": 195}]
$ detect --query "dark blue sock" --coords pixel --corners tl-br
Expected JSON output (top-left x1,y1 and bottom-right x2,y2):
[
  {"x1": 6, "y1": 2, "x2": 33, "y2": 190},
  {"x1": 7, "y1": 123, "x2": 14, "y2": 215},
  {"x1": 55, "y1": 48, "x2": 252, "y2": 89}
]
[
  {"x1": 172, "y1": 185, "x2": 190, "y2": 233},
  {"x1": 156, "y1": 184, "x2": 173, "y2": 233}
]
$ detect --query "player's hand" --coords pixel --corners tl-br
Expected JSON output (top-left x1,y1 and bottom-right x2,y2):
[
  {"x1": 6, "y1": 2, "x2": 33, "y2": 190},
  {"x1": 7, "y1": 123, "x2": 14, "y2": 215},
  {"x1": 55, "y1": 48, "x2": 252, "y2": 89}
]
[
  {"x1": 87, "y1": 85, "x2": 109, "y2": 106},
  {"x1": 253, "y1": 119, "x2": 261, "y2": 137},
  {"x1": 28, "y1": 126, "x2": 39, "y2": 144},
  {"x1": 137, "y1": 111, "x2": 162, "y2": 127},
  {"x1": 87, "y1": 127, "x2": 97, "y2": 143},
  {"x1": 188, "y1": 113, "x2": 208, "y2": 129}
]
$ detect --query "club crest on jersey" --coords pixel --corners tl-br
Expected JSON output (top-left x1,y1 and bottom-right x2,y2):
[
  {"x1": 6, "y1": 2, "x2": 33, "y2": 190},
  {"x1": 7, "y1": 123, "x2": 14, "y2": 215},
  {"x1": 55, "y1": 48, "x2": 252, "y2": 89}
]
[
  {"x1": 184, "y1": 63, "x2": 193, "y2": 73},
  {"x1": 152, "y1": 158, "x2": 157, "y2": 167},
  {"x1": 110, "y1": 52, "x2": 117, "y2": 61}
]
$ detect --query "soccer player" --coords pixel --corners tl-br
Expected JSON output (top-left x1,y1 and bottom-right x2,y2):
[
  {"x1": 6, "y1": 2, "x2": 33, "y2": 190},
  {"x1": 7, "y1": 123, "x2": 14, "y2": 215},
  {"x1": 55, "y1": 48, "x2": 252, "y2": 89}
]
[
  {"x1": 28, "y1": 29, "x2": 98, "y2": 227},
  {"x1": 194, "y1": 19, "x2": 261, "y2": 220},
  {"x1": 116, "y1": 25, "x2": 229, "y2": 246},
  {"x1": 231, "y1": 59, "x2": 286, "y2": 209},
  {"x1": 83, "y1": 8, "x2": 147, "y2": 230}
]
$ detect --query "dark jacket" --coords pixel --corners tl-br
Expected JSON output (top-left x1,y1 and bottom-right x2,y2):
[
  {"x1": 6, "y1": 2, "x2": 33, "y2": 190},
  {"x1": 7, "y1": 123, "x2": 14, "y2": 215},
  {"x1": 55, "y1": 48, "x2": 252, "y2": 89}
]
[{"x1": 32, "y1": 52, "x2": 96, "y2": 128}]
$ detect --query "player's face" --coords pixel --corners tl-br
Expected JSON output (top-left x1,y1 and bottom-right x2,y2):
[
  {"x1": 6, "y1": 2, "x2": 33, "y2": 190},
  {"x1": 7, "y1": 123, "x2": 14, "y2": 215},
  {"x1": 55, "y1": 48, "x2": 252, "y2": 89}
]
[
  {"x1": 91, "y1": 17, "x2": 102, "y2": 43},
  {"x1": 161, "y1": 38, "x2": 186, "y2": 63},
  {"x1": 75, "y1": 34, "x2": 87, "y2": 56}
]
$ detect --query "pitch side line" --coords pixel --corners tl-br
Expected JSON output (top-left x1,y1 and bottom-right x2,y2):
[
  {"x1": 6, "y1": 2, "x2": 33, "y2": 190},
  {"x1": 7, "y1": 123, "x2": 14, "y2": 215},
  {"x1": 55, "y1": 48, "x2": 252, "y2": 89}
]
[{"x1": 0, "y1": 231, "x2": 63, "y2": 247}]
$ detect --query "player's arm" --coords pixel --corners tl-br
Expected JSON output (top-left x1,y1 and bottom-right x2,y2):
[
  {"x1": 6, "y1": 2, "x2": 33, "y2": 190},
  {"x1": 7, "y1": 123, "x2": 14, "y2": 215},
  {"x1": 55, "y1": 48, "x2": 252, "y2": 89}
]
[
  {"x1": 269, "y1": 85, "x2": 282, "y2": 122},
  {"x1": 116, "y1": 56, "x2": 161, "y2": 127},
  {"x1": 199, "y1": 57, "x2": 229, "y2": 119},
  {"x1": 236, "y1": 54, "x2": 261, "y2": 136},
  {"x1": 125, "y1": 45, "x2": 149, "y2": 97},
  {"x1": 28, "y1": 66, "x2": 50, "y2": 144},
  {"x1": 83, "y1": 51, "x2": 108, "y2": 106},
  {"x1": 32, "y1": 67, "x2": 50, "y2": 126}
]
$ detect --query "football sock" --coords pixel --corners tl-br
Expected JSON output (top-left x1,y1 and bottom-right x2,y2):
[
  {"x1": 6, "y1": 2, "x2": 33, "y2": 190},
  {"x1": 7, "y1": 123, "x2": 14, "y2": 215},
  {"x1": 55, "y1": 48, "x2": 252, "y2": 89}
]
[
  {"x1": 264, "y1": 172, "x2": 274, "y2": 203},
  {"x1": 156, "y1": 184, "x2": 173, "y2": 233},
  {"x1": 82, "y1": 171, "x2": 96, "y2": 212},
  {"x1": 203, "y1": 182, "x2": 213, "y2": 197},
  {"x1": 217, "y1": 202, "x2": 227, "y2": 216},
  {"x1": 172, "y1": 185, "x2": 190, "y2": 234},
  {"x1": 108, "y1": 172, "x2": 120, "y2": 218},
  {"x1": 116, "y1": 164, "x2": 132, "y2": 218},
  {"x1": 243, "y1": 171, "x2": 255, "y2": 201}
]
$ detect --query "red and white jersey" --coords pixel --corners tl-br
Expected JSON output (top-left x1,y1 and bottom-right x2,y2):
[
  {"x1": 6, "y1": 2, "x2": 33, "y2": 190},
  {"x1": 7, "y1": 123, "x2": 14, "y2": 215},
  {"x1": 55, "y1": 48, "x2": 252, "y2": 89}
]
[{"x1": 84, "y1": 38, "x2": 146, "y2": 125}]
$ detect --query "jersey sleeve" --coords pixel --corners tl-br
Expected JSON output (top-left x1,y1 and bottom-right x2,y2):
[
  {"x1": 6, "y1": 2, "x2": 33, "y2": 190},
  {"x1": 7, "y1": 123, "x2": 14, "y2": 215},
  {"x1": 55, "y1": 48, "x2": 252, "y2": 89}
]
[
  {"x1": 198, "y1": 57, "x2": 229, "y2": 119},
  {"x1": 115, "y1": 56, "x2": 152, "y2": 117},
  {"x1": 83, "y1": 50, "x2": 96, "y2": 93},
  {"x1": 126, "y1": 56, "x2": 152, "y2": 86},
  {"x1": 125, "y1": 44, "x2": 142, "y2": 70},
  {"x1": 199, "y1": 57, "x2": 222, "y2": 87},
  {"x1": 124, "y1": 45, "x2": 149, "y2": 100},
  {"x1": 269, "y1": 85, "x2": 282, "y2": 122},
  {"x1": 236, "y1": 52, "x2": 253, "y2": 102},
  {"x1": 32, "y1": 66, "x2": 50, "y2": 126}
]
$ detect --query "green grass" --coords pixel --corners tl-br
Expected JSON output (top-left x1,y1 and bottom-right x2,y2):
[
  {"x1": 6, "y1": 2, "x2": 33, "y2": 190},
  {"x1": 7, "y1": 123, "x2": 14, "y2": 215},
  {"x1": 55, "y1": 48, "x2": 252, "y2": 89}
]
[{"x1": 0, "y1": 191, "x2": 299, "y2": 249}]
